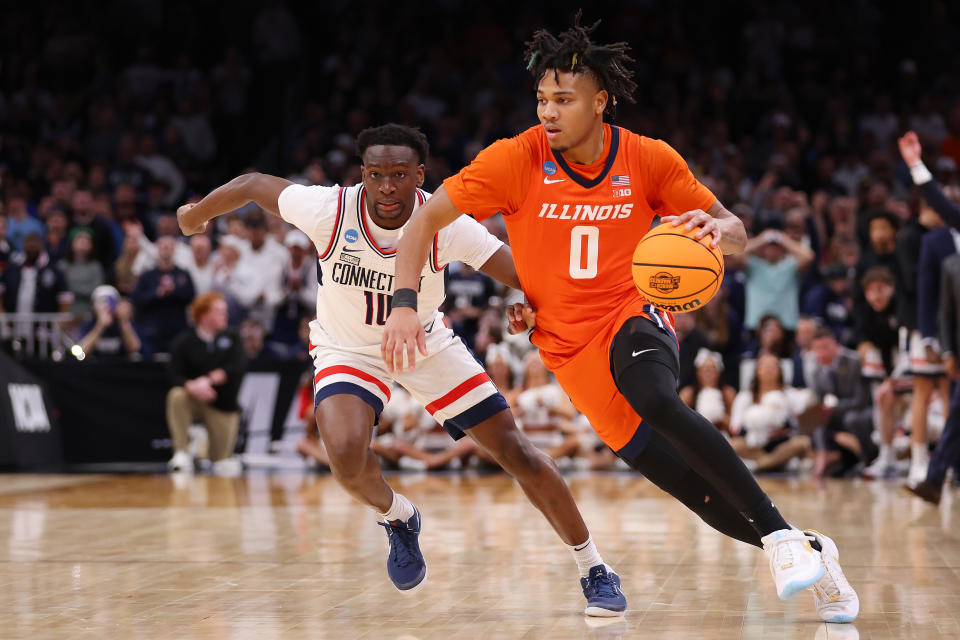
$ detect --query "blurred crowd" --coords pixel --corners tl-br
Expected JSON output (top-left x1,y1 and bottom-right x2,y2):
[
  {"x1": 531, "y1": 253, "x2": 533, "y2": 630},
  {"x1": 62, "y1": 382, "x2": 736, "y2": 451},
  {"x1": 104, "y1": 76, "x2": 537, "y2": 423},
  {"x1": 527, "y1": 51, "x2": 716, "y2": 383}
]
[{"x1": 3, "y1": 1, "x2": 960, "y2": 480}]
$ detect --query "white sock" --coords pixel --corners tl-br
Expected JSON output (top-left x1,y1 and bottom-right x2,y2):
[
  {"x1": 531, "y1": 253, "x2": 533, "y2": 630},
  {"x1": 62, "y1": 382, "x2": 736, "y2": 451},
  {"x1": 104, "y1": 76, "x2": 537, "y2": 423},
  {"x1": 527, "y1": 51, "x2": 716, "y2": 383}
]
[
  {"x1": 911, "y1": 442, "x2": 929, "y2": 462},
  {"x1": 379, "y1": 491, "x2": 415, "y2": 523},
  {"x1": 568, "y1": 536, "x2": 605, "y2": 578},
  {"x1": 877, "y1": 444, "x2": 892, "y2": 465}
]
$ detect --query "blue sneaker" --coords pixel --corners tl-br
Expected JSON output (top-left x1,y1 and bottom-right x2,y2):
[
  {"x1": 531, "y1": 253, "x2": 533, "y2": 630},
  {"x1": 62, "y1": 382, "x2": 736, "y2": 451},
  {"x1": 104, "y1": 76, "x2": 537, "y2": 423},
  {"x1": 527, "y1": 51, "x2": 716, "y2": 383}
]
[
  {"x1": 378, "y1": 507, "x2": 427, "y2": 591},
  {"x1": 580, "y1": 564, "x2": 627, "y2": 616}
]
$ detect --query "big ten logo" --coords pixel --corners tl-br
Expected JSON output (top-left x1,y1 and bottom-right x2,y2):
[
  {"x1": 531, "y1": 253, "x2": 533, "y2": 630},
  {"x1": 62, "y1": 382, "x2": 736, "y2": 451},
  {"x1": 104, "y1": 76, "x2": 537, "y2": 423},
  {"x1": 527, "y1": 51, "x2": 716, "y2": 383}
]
[{"x1": 7, "y1": 384, "x2": 51, "y2": 433}]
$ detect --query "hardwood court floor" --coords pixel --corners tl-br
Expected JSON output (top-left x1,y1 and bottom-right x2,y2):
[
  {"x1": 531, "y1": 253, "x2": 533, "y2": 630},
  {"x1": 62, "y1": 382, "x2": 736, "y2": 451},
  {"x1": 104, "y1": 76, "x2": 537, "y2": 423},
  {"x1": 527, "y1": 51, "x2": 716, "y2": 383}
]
[{"x1": 1, "y1": 472, "x2": 959, "y2": 640}]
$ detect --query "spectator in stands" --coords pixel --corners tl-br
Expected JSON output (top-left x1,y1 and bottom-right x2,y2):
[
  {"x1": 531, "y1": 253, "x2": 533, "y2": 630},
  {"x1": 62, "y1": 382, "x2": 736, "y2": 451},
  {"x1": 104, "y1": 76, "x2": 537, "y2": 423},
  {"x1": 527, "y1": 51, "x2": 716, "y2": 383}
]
[
  {"x1": 856, "y1": 267, "x2": 906, "y2": 480},
  {"x1": 176, "y1": 234, "x2": 215, "y2": 295},
  {"x1": 240, "y1": 317, "x2": 285, "y2": 367},
  {"x1": 809, "y1": 327, "x2": 874, "y2": 478},
  {"x1": 69, "y1": 189, "x2": 116, "y2": 269},
  {"x1": 111, "y1": 224, "x2": 145, "y2": 295},
  {"x1": 60, "y1": 227, "x2": 105, "y2": 321},
  {"x1": 0, "y1": 215, "x2": 10, "y2": 277},
  {"x1": 802, "y1": 263, "x2": 855, "y2": 345},
  {"x1": 740, "y1": 226, "x2": 815, "y2": 332},
  {"x1": 271, "y1": 229, "x2": 315, "y2": 347},
  {"x1": 5, "y1": 196, "x2": 44, "y2": 251},
  {"x1": 131, "y1": 235, "x2": 195, "y2": 354},
  {"x1": 443, "y1": 262, "x2": 497, "y2": 350},
  {"x1": 680, "y1": 348, "x2": 736, "y2": 433},
  {"x1": 675, "y1": 310, "x2": 712, "y2": 390},
  {"x1": 791, "y1": 315, "x2": 821, "y2": 388},
  {"x1": 730, "y1": 352, "x2": 813, "y2": 473},
  {"x1": 0, "y1": 232, "x2": 72, "y2": 313},
  {"x1": 232, "y1": 211, "x2": 285, "y2": 331},
  {"x1": 76, "y1": 285, "x2": 141, "y2": 361},
  {"x1": 166, "y1": 292, "x2": 246, "y2": 475},
  {"x1": 44, "y1": 208, "x2": 70, "y2": 263}
]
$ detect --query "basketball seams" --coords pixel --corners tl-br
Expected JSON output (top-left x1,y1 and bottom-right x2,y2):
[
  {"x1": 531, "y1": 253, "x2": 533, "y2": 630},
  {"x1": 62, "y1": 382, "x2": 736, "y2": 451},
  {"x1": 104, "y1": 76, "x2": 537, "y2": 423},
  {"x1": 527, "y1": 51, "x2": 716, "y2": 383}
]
[{"x1": 638, "y1": 230, "x2": 723, "y2": 272}]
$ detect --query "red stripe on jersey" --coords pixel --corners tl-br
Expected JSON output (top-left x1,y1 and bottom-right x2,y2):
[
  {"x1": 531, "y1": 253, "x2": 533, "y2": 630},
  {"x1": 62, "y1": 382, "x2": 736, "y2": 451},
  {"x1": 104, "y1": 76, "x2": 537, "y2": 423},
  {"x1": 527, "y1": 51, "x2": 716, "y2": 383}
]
[
  {"x1": 314, "y1": 365, "x2": 391, "y2": 399},
  {"x1": 318, "y1": 187, "x2": 345, "y2": 260},
  {"x1": 432, "y1": 234, "x2": 441, "y2": 271},
  {"x1": 424, "y1": 373, "x2": 490, "y2": 415}
]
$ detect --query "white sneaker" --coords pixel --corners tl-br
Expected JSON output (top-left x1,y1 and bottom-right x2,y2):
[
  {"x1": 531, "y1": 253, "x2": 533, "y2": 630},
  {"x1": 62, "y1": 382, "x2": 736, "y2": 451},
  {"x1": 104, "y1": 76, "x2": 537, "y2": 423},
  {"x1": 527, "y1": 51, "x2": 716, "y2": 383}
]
[
  {"x1": 211, "y1": 457, "x2": 243, "y2": 476},
  {"x1": 761, "y1": 527, "x2": 823, "y2": 599},
  {"x1": 862, "y1": 456, "x2": 897, "y2": 479},
  {"x1": 167, "y1": 450, "x2": 194, "y2": 472},
  {"x1": 908, "y1": 451, "x2": 930, "y2": 487},
  {"x1": 804, "y1": 530, "x2": 859, "y2": 623}
]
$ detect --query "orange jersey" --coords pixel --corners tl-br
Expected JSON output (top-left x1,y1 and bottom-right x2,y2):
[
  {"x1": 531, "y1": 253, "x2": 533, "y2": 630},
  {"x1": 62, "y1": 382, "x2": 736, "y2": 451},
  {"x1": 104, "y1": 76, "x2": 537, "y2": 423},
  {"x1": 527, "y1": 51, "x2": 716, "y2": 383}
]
[{"x1": 445, "y1": 123, "x2": 716, "y2": 370}]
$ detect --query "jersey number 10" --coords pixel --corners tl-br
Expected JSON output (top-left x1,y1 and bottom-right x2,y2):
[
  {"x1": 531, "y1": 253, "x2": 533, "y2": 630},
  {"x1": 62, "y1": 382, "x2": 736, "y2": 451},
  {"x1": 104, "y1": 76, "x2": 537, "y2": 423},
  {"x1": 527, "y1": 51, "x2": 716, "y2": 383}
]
[
  {"x1": 569, "y1": 226, "x2": 599, "y2": 279},
  {"x1": 364, "y1": 292, "x2": 392, "y2": 325}
]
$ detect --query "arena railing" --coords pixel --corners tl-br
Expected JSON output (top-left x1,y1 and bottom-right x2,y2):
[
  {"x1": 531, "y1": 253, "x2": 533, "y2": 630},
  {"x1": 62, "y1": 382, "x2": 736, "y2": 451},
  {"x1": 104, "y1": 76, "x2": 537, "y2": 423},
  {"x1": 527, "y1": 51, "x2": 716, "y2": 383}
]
[{"x1": 0, "y1": 313, "x2": 76, "y2": 360}]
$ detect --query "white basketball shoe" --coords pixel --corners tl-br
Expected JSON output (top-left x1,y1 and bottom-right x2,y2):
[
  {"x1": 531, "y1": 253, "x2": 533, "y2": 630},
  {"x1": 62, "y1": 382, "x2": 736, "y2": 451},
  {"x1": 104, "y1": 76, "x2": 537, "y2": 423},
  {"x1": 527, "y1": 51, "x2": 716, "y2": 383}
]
[
  {"x1": 804, "y1": 530, "x2": 860, "y2": 623},
  {"x1": 761, "y1": 527, "x2": 823, "y2": 599}
]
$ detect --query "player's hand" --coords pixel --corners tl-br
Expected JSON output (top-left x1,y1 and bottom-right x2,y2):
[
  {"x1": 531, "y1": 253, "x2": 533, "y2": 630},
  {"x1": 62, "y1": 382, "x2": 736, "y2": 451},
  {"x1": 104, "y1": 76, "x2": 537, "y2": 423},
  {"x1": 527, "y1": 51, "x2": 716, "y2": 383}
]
[
  {"x1": 945, "y1": 355, "x2": 958, "y2": 381},
  {"x1": 506, "y1": 302, "x2": 537, "y2": 334},
  {"x1": 177, "y1": 203, "x2": 207, "y2": 236},
  {"x1": 661, "y1": 209, "x2": 721, "y2": 249},
  {"x1": 898, "y1": 131, "x2": 922, "y2": 168},
  {"x1": 382, "y1": 307, "x2": 428, "y2": 374}
]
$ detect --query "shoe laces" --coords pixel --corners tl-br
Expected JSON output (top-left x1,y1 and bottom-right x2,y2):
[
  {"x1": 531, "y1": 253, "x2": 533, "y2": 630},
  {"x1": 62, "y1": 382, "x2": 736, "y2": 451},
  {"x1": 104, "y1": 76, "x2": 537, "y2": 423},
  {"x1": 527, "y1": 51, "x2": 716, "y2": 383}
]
[
  {"x1": 588, "y1": 568, "x2": 620, "y2": 599},
  {"x1": 770, "y1": 531, "x2": 808, "y2": 570},
  {"x1": 379, "y1": 521, "x2": 417, "y2": 568},
  {"x1": 810, "y1": 553, "x2": 851, "y2": 603}
]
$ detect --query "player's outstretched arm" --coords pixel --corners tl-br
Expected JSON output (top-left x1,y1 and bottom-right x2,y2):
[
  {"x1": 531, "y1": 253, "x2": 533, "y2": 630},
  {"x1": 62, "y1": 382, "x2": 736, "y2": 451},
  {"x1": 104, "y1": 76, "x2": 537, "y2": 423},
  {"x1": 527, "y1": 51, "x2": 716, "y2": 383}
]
[
  {"x1": 177, "y1": 173, "x2": 292, "y2": 236},
  {"x1": 478, "y1": 246, "x2": 522, "y2": 290},
  {"x1": 382, "y1": 185, "x2": 464, "y2": 373},
  {"x1": 661, "y1": 200, "x2": 747, "y2": 254}
]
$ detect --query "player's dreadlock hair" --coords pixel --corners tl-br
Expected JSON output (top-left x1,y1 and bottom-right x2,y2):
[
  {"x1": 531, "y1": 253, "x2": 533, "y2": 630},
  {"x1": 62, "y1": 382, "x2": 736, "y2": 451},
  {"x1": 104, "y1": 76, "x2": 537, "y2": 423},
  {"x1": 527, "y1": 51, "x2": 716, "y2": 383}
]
[
  {"x1": 524, "y1": 11, "x2": 637, "y2": 116},
  {"x1": 356, "y1": 124, "x2": 430, "y2": 165}
]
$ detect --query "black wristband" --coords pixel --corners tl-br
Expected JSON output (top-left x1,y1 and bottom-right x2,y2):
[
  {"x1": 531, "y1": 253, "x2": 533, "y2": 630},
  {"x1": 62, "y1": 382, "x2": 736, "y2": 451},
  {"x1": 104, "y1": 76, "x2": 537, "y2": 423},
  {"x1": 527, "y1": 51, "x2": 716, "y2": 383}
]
[{"x1": 392, "y1": 288, "x2": 418, "y2": 312}]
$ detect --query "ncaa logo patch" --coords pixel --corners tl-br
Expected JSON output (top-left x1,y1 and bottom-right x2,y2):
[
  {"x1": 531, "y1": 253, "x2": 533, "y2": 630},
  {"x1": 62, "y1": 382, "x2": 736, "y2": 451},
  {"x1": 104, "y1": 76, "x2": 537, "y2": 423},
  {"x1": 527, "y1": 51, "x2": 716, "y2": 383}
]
[
  {"x1": 543, "y1": 161, "x2": 558, "y2": 176},
  {"x1": 650, "y1": 272, "x2": 681, "y2": 293},
  {"x1": 345, "y1": 229, "x2": 359, "y2": 243}
]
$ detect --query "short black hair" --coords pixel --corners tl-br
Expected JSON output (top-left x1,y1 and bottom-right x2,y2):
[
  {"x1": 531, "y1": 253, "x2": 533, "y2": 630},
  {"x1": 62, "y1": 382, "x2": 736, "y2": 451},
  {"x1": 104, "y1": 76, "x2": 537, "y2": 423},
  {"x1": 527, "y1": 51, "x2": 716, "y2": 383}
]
[
  {"x1": 524, "y1": 11, "x2": 637, "y2": 116},
  {"x1": 356, "y1": 124, "x2": 429, "y2": 165}
]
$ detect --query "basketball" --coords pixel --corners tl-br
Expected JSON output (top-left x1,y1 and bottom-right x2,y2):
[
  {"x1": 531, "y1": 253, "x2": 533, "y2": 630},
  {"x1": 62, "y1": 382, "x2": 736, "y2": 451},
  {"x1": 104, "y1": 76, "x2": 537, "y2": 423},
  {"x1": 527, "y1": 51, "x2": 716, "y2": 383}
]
[{"x1": 632, "y1": 223, "x2": 724, "y2": 313}]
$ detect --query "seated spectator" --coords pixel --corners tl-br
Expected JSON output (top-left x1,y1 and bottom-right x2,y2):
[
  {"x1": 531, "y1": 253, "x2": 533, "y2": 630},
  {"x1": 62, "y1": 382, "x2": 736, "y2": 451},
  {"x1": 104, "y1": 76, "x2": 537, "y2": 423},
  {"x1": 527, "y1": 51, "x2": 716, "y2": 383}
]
[
  {"x1": 76, "y1": 285, "x2": 141, "y2": 360},
  {"x1": 791, "y1": 315, "x2": 821, "y2": 388},
  {"x1": 729, "y1": 352, "x2": 813, "y2": 473},
  {"x1": 111, "y1": 223, "x2": 145, "y2": 295},
  {"x1": 239, "y1": 317, "x2": 286, "y2": 367},
  {"x1": 166, "y1": 292, "x2": 247, "y2": 475},
  {"x1": 739, "y1": 227, "x2": 815, "y2": 332},
  {"x1": 809, "y1": 327, "x2": 875, "y2": 478},
  {"x1": 0, "y1": 214, "x2": 10, "y2": 277},
  {"x1": 695, "y1": 291, "x2": 742, "y2": 385},
  {"x1": 60, "y1": 227, "x2": 105, "y2": 321},
  {"x1": 681, "y1": 348, "x2": 736, "y2": 433},
  {"x1": 0, "y1": 232, "x2": 72, "y2": 314},
  {"x1": 675, "y1": 310, "x2": 712, "y2": 390},
  {"x1": 513, "y1": 351, "x2": 581, "y2": 459},
  {"x1": 802, "y1": 263, "x2": 855, "y2": 345},
  {"x1": 856, "y1": 266, "x2": 909, "y2": 480},
  {"x1": 443, "y1": 262, "x2": 496, "y2": 350},
  {"x1": 131, "y1": 235, "x2": 195, "y2": 354},
  {"x1": 741, "y1": 315, "x2": 795, "y2": 389}
]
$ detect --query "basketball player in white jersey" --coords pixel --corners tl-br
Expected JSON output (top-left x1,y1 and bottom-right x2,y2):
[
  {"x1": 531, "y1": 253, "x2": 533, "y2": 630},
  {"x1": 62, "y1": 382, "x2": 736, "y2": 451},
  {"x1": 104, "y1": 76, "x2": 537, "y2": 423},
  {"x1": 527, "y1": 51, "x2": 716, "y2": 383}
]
[{"x1": 177, "y1": 124, "x2": 627, "y2": 615}]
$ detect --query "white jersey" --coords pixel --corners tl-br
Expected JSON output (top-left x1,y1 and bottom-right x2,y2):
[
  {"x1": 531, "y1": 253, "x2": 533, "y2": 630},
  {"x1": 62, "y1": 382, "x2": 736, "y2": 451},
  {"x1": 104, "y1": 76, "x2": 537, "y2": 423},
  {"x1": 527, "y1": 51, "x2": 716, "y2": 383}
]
[{"x1": 278, "y1": 183, "x2": 503, "y2": 349}]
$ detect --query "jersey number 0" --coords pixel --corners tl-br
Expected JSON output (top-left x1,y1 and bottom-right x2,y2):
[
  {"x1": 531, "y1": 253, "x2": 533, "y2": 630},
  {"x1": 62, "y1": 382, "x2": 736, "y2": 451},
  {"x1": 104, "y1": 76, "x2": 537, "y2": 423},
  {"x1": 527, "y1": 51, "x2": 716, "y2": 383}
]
[{"x1": 569, "y1": 226, "x2": 599, "y2": 279}]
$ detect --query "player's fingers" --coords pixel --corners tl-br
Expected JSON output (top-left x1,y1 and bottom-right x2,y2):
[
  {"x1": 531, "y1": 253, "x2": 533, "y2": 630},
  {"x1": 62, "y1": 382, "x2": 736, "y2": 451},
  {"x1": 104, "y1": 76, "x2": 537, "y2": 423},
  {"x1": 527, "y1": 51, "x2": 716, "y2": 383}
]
[
  {"x1": 381, "y1": 337, "x2": 394, "y2": 373},
  {"x1": 417, "y1": 328, "x2": 428, "y2": 357},
  {"x1": 406, "y1": 339, "x2": 417, "y2": 372}
]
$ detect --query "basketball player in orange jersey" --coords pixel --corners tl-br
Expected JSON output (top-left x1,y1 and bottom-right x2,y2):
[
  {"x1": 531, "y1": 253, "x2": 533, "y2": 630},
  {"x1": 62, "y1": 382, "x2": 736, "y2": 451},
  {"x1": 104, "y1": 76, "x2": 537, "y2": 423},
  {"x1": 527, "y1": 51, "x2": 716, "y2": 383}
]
[
  {"x1": 383, "y1": 17, "x2": 858, "y2": 622},
  {"x1": 177, "y1": 125, "x2": 626, "y2": 616}
]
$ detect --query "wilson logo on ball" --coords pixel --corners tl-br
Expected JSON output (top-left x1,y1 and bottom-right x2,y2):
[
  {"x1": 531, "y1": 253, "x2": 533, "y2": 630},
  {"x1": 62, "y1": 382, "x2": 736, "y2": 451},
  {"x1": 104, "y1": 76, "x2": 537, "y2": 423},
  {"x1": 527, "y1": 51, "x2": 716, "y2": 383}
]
[
  {"x1": 650, "y1": 272, "x2": 681, "y2": 293},
  {"x1": 657, "y1": 299, "x2": 702, "y2": 312}
]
